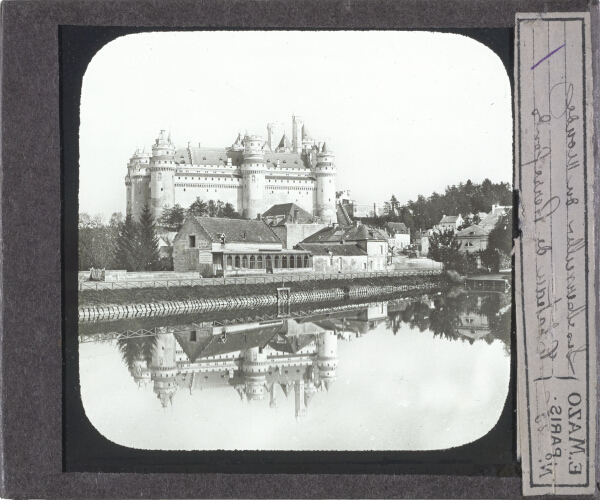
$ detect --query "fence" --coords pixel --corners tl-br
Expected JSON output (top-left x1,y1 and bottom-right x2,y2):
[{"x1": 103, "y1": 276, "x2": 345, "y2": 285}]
[
  {"x1": 78, "y1": 269, "x2": 443, "y2": 291},
  {"x1": 78, "y1": 295, "x2": 425, "y2": 343}
]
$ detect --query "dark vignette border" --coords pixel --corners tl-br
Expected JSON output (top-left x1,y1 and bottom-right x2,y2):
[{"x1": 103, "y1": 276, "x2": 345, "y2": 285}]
[
  {"x1": 63, "y1": 26, "x2": 517, "y2": 475},
  {"x1": 1, "y1": 1, "x2": 595, "y2": 498}
]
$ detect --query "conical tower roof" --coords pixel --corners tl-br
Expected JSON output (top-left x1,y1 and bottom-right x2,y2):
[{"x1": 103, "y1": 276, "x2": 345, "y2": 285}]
[
  {"x1": 278, "y1": 132, "x2": 292, "y2": 150},
  {"x1": 323, "y1": 379, "x2": 335, "y2": 392},
  {"x1": 321, "y1": 141, "x2": 330, "y2": 153},
  {"x1": 302, "y1": 124, "x2": 313, "y2": 141}
]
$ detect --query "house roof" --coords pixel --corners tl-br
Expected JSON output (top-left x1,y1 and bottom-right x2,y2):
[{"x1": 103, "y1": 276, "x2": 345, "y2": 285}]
[
  {"x1": 456, "y1": 225, "x2": 489, "y2": 238},
  {"x1": 175, "y1": 325, "x2": 283, "y2": 363},
  {"x1": 439, "y1": 215, "x2": 461, "y2": 224},
  {"x1": 300, "y1": 224, "x2": 387, "y2": 244},
  {"x1": 191, "y1": 217, "x2": 282, "y2": 244},
  {"x1": 480, "y1": 206, "x2": 510, "y2": 230},
  {"x1": 336, "y1": 203, "x2": 353, "y2": 226},
  {"x1": 173, "y1": 146, "x2": 311, "y2": 169},
  {"x1": 297, "y1": 243, "x2": 367, "y2": 256},
  {"x1": 385, "y1": 222, "x2": 409, "y2": 234},
  {"x1": 262, "y1": 203, "x2": 315, "y2": 226}
]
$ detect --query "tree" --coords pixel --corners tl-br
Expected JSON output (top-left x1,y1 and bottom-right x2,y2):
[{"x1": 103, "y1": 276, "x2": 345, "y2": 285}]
[
  {"x1": 114, "y1": 214, "x2": 139, "y2": 271},
  {"x1": 160, "y1": 204, "x2": 186, "y2": 231},
  {"x1": 428, "y1": 229, "x2": 463, "y2": 272},
  {"x1": 137, "y1": 204, "x2": 161, "y2": 271},
  {"x1": 78, "y1": 212, "x2": 117, "y2": 270},
  {"x1": 480, "y1": 209, "x2": 513, "y2": 273},
  {"x1": 207, "y1": 199, "x2": 225, "y2": 217},
  {"x1": 222, "y1": 202, "x2": 241, "y2": 219},
  {"x1": 188, "y1": 197, "x2": 208, "y2": 218}
]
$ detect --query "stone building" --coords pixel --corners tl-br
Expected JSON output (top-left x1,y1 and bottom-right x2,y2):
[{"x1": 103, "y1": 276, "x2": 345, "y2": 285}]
[
  {"x1": 384, "y1": 222, "x2": 411, "y2": 250},
  {"x1": 297, "y1": 223, "x2": 389, "y2": 273},
  {"x1": 172, "y1": 216, "x2": 312, "y2": 277},
  {"x1": 125, "y1": 114, "x2": 337, "y2": 224},
  {"x1": 262, "y1": 202, "x2": 329, "y2": 249},
  {"x1": 455, "y1": 224, "x2": 490, "y2": 253}
]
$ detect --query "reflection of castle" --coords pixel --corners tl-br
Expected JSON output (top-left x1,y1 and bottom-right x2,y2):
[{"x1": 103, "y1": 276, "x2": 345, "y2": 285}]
[
  {"x1": 139, "y1": 319, "x2": 340, "y2": 420},
  {"x1": 120, "y1": 305, "x2": 392, "y2": 418}
]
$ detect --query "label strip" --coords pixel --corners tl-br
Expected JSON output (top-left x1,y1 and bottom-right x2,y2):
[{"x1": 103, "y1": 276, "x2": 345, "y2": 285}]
[{"x1": 515, "y1": 12, "x2": 596, "y2": 496}]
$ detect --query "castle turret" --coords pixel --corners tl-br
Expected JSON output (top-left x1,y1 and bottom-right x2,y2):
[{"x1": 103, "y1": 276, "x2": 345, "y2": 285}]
[
  {"x1": 130, "y1": 358, "x2": 152, "y2": 388},
  {"x1": 301, "y1": 124, "x2": 315, "y2": 152},
  {"x1": 317, "y1": 330, "x2": 338, "y2": 392},
  {"x1": 267, "y1": 123, "x2": 277, "y2": 150},
  {"x1": 292, "y1": 114, "x2": 303, "y2": 154},
  {"x1": 150, "y1": 330, "x2": 179, "y2": 408},
  {"x1": 241, "y1": 134, "x2": 267, "y2": 219},
  {"x1": 315, "y1": 142, "x2": 337, "y2": 223},
  {"x1": 149, "y1": 130, "x2": 176, "y2": 221},
  {"x1": 126, "y1": 147, "x2": 152, "y2": 219},
  {"x1": 295, "y1": 379, "x2": 306, "y2": 420},
  {"x1": 242, "y1": 346, "x2": 269, "y2": 401}
]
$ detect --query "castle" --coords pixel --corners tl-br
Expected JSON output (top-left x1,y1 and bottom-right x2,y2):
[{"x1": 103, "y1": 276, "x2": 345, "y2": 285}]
[{"x1": 125, "y1": 115, "x2": 338, "y2": 223}]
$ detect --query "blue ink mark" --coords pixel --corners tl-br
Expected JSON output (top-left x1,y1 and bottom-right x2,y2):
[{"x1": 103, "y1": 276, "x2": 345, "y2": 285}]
[{"x1": 531, "y1": 44, "x2": 566, "y2": 70}]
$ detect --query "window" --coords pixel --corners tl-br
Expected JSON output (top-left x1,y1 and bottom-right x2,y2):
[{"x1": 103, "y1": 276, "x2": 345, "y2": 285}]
[
  {"x1": 234, "y1": 255, "x2": 240, "y2": 268},
  {"x1": 250, "y1": 256, "x2": 256, "y2": 269},
  {"x1": 303, "y1": 255, "x2": 309, "y2": 268},
  {"x1": 289, "y1": 255, "x2": 295, "y2": 268},
  {"x1": 465, "y1": 241, "x2": 474, "y2": 247},
  {"x1": 227, "y1": 255, "x2": 233, "y2": 268},
  {"x1": 242, "y1": 256, "x2": 248, "y2": 268},
  {"x1": 190, "y1": 331, "x2": 197, "y2": 342},
  {"x1": 257, "y1": 255, "x2": 263, "y2": 269},
  {"x1": 189, "y1": 235, "x2": 196, "y2": 248}
]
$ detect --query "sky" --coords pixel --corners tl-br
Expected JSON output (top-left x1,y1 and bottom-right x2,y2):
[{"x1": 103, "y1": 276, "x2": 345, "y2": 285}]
[
  {"x1": 79, "y1": 31, "x2": 512, "y2": 220},
  {"x1": 80, "y1": 320, "x2": 510, "y2": 451}
]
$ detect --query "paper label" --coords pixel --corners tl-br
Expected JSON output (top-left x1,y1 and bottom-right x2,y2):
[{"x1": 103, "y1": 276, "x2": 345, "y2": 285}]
[{"x1": 515, "y1": 12, "x2": 596, "y2": 496}]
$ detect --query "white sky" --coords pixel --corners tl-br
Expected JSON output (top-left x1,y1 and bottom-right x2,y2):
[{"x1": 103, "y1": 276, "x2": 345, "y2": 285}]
[
  {"x1": 80, "y1": 321, "x2": 510, "y2": 451},
  {"x1": 80, "y1": 31, "x2": 512, "y2": 219}
]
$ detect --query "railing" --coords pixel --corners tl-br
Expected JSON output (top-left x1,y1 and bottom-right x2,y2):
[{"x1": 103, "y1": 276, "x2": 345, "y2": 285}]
[
  {"x1": 78, "y1": 295, "x2": 424, "y2": 343},
  {"x1": 78, "y1": 269, "x2": 443, "y2": 291}
]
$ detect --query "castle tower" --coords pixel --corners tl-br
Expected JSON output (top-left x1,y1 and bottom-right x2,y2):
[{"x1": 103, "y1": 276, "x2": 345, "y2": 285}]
[
  {"x1": 242, "y1": 346, "x2": 269, "y2": 401},
  {"x1": 148, "y1": 130, "x2": 176, "y2": 221},
  {"x1": 130, "y1": 358, "x2": 152, "y2": 388},
  {"x1": 301, "y1": 124, "x2": 315, "y2": 152},
  {"x1": 126, "y1": 147, "x2": 151, "y2": 219},
  {"x1": 151, "y1": 330, "x2": 179, "y2": 408},
  {"x1": 294, "y1": 379, "x2": 306, "y2": 420},
  {"x1": 267, "y1": 123, "x2": 277, "y2": 150},
  {"x1": 292, "y1": 115, "x2": 303, "y2": 154},
  {"x1": 269, "y1": 383, "x2": 278, "y2": 409},
  {"x1": 317, "y1": 330, "x2": 339, "y2": 392},
  {"x1": 241, "y1": 134, "x2": 267, "y2": 219},
  {"x1": 315, "y1": 142, "x2": 337, "y2": 223}
]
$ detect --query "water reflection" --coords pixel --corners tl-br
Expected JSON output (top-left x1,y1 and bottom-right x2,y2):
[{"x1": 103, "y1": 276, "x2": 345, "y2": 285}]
[{"x1": 80, "y1": 289, "x2": 511, "y2": 450}]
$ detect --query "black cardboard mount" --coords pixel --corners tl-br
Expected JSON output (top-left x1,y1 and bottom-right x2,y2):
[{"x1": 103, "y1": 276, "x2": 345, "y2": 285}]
[{"x1": 1, "y1": 1, "x2": 597, "y2": 498}]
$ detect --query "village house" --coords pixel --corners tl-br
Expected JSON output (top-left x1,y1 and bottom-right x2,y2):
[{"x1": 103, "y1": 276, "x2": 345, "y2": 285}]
[
  {"x1": 297, "y1": 223, "x2": 389, "y2": 273},
  {"x1": 172, "y1": 216, "x2": 312, "y2": 277},
  {"x1": 455, "y1": 224, "x2": 490, "y2": 253},
  {"x1": 261, "y1": 203, "x2": 329, "y2": 249},
  {"x1": 437, "y1": 214, "x2": 463, "y2": 232},
  {"x1": 412, "y1": 230, "x2": 432, "y2": 257},
  {"x1": 479, "y1": 205, "x2": 511, "y2": 231},
  {"x1": 384, "y1": 222, "x2": 410, "y2": 250}
]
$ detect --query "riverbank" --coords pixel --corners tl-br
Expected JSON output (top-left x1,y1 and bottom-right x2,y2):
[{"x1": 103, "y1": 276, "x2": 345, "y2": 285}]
[{"x1": 78, "y1": 273, "x2": 448, "y2": 321}]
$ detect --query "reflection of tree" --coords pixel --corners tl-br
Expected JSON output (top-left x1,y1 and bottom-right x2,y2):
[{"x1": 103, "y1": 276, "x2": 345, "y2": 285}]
[
  {"x1": 386, "y1": 292, "x2": 511, "y2": 356},
  {"x1": 429, "y1": 296, "x2": 461, "y2": 341},
  {"x1": 117, "y1": 336, "x2": 157, "y2": 372}
]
